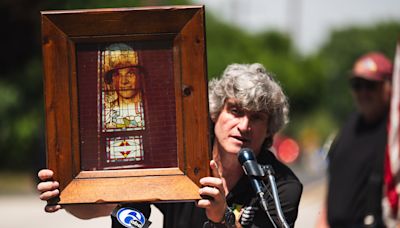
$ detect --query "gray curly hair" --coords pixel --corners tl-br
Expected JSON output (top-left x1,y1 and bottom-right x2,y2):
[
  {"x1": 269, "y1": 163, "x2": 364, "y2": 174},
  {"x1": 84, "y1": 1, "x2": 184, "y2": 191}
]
[{"x1": 208, "y1": 63, "x2": 289, "y2": 143}]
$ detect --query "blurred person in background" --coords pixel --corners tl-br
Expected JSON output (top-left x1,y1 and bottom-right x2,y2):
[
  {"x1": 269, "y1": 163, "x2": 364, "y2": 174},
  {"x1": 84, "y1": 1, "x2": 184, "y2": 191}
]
[
  {"x1": 37, "y1": 63, "x2": 303, "y2": 228},
  {"x1": 317, "y1": 52, "x2": 393, "y2": 227}
]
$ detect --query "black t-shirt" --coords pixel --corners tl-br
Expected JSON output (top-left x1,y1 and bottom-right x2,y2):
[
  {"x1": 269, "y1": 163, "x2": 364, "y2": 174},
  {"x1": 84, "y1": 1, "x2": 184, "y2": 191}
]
[
  {"x1": 327, "y1": 113, "x2": 387, "y2": 227},
  {"x1": 112, "y1": 150, "x2": 302, "y2": 228}
]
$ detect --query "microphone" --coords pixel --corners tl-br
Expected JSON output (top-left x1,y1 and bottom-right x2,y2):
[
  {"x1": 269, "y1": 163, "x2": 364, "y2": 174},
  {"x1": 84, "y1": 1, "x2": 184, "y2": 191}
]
[
  {"x1": 238, "y1": 148, "x2": 265, "y2": 194},
  {"x1": 238, "y1": 148, "x2": 291, "y2": 228}
]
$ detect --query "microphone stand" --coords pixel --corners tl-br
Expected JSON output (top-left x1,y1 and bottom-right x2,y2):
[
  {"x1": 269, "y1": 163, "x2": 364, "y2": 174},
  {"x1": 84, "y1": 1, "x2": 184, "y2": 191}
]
[
  {"x1": 238, "y1": 148, "x2": 290, "y2": 228},
  {"x1": 261, "y1": 165, "x2": 290, "y2": 228}
]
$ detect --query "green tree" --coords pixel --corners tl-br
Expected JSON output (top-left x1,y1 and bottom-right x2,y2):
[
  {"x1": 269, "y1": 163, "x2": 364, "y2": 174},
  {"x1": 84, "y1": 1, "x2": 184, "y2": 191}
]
[{"x1": 317, "y1": 21, "x2": 400, "y2": 123}]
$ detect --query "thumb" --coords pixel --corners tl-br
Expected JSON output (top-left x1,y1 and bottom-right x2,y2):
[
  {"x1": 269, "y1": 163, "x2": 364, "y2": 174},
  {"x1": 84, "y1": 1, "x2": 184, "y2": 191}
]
[{"x1": 210, "y1": 160, "x2": 221, "y2": 178}]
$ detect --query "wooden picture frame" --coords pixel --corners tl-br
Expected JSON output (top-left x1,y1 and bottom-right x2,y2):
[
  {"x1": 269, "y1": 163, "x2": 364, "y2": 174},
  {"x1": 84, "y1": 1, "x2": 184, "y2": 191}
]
[{"x1": 41, "y1": 5, "x2": 210, "y2": 204}]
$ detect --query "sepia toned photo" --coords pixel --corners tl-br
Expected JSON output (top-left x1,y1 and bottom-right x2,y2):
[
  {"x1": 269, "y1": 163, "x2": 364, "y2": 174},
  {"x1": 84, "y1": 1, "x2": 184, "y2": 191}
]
[{"x1": 102, "y1": 43, "x2": 145, "y2": 132}]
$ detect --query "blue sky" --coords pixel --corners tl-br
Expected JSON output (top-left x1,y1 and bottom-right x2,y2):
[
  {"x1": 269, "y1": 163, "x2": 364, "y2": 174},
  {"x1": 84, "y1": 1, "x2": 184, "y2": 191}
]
[{"x1": 193, "y1": 0, "x2": 400, "y2": 54}]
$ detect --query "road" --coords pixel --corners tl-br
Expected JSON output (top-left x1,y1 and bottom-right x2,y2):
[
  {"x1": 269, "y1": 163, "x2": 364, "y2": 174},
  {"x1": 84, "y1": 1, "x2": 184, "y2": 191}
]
[{"x1": 0, "y1": 178, "x2": 326, "y2": 228}]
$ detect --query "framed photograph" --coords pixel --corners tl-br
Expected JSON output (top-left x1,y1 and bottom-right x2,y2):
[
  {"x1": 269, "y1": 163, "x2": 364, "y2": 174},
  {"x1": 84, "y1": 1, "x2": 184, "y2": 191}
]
[{"x1": 41, "y1": 5, "x2": 210, "y2": 204}]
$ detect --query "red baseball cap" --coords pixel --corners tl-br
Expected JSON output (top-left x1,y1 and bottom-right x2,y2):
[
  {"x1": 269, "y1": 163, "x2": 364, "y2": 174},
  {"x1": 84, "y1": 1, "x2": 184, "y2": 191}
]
[{"x1": 351, "y1": 52, "x2": 393, "y2": 81}]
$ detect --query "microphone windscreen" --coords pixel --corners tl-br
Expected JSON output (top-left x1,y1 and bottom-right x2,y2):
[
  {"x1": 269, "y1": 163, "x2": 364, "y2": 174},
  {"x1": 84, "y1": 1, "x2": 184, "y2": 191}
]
[{"x1": 238, "y1": 148, "x2": 255, "y2": 165}]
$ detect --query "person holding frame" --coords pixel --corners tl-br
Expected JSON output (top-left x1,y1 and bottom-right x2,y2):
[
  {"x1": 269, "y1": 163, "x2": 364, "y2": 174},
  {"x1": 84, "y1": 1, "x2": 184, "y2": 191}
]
[{"x1": 38, "y1": 63, "x2": 303, "y2": 227}]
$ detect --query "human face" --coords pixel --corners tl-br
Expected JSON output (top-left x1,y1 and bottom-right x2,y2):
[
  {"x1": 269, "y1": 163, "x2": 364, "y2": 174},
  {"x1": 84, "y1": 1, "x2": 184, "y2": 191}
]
[
  {"x1": 112, "y1": 67, "x2": 138, "y2": 99},
  {"x1": 213, "y1": 98, "x2": 269, "y2": 156},
  {"x1": 350, "y1": 77, "x2": 391, "y2": 122}
]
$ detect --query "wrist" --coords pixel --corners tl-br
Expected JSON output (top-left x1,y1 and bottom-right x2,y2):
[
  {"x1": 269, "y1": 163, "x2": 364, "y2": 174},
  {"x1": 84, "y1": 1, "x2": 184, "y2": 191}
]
[
  {"x1": 208, "y1": 207, "x2": 235, "y2": 228},
  {"x1": 211, "y1": 210, "x2": 226, "y2": 224}
]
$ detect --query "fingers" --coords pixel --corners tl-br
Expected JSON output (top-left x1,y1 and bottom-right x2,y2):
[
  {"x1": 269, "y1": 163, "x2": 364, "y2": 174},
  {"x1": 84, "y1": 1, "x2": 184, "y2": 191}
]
[
  {"x1": 37, "y1": 169, "x2": 61, "y2": 212},
  {"x1": 198, "y1": 160, "x2": 225, "y2": 204},
  {"x1": 199, "y1": 160, "x2": 223, "y2": 189},
  {"x1": 197, "y1": 199, "x2": 211, "y2": 208},
  {"x1": 197, "y1": 186, "x2": 221, "y2": 206},
  {"x1": 39, "y1": 188, "x2": 60, "y2": 201},
  {"x1": 45, "y1": 204, "x2": 62, "y2": 213},
  {"x1": 37, "y1": 180, "x2": 59, "y2": 192},
  {"x1": 38, "y1": 169, "x2": 54, "y2": 181},
  {"x1": 197, "y1": 186, "x2": 227, "y2": 223},
  {"x1": 197, "y1": 179, "x2": 225, "y2": 209},
  {"x1": 197, "y1": 160, "x2": 228, "y2": 223},
  {"x1": 37, "y1": 180, "x2": 60, "y2": 202},
  {"x1": 199, "y1": 176, "x2": 223, "y2": 188},
  {"x1": 210, "y1": 160, "x2": 221, "y2": 178},
  {"x1": 37, "y1": 169, "x2": 59, "y2": 201}
]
